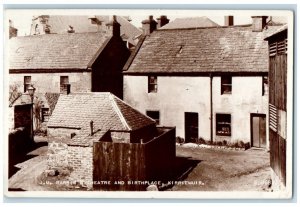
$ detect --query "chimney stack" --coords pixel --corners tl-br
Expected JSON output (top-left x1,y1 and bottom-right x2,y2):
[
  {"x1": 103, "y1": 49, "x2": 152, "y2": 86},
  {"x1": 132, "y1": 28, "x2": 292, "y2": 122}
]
[
  {"x1": 224, "y1": 16, "x2": 234, "y2": 26},
  {"x1": 251, "y1": 16, "x2": 268, "y2": 32},
  {"x1": 142, "y1": 15, "x2": 157, "y2": 35},
  {"x1": 106, "y1": 15, "x2": 121, "y2": 37},
  {"x1": 156, "y1": 15, "x2": 169, "y2": 28},
  {"x1": 9, "y1": 20, "x2": 18, "y2": 38}
]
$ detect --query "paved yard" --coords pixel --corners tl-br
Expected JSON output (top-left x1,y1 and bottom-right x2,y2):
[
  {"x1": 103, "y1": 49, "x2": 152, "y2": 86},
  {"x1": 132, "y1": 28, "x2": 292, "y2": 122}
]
[
  {"x1": 169, "y1": 145, "x2": 272, "y2": 191},
  {"x1": 9, "y1": 141, "x2": 271, "y2": 191}
]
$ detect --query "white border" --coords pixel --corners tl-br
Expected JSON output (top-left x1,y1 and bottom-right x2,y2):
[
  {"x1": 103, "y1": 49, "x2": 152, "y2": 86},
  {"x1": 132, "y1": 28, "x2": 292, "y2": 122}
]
[{"x1": 2, "y1": 8, "x2": 295, "y2": 200}]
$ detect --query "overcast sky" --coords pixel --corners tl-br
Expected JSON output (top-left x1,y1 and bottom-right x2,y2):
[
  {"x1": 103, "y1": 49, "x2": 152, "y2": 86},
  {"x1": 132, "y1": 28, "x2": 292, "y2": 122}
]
[{"x1": 5, "y1": 9, "x2": 289, "y2": 36}]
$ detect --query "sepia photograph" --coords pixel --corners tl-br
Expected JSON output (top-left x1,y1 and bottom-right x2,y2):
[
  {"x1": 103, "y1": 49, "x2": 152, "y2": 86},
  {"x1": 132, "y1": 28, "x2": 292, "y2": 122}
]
[{"x1": 3, "y1": 8, "x2": 294, "y2": 199}]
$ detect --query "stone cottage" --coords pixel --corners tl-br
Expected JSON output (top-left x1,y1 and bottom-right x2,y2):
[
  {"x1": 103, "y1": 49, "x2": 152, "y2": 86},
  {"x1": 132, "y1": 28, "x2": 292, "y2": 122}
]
[
  {"x1": 123, "y1": 16, "x2": 284, "y2": 149},
  {"x1": 9, "y1": 15, "x2": 130, "y2": 102},
  {"x1": 46, "y1": 92, "x2": 160, "y2": 189}
]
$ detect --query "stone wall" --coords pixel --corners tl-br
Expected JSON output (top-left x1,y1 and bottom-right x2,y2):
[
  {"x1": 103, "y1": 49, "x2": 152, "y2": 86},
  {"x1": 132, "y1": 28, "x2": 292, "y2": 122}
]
[
  {"x1": 47, "y1": 141, "x2": 93, "y2": 189},
  {"x1": 47, "y1": 127, "x2": 79, "y2": 139}
]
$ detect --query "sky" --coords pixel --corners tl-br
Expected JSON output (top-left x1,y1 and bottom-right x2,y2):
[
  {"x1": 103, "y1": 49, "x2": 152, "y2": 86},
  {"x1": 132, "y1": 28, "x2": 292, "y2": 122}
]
[{"x1": 5, "y1": 9, "x2": 289, "y2": 36}]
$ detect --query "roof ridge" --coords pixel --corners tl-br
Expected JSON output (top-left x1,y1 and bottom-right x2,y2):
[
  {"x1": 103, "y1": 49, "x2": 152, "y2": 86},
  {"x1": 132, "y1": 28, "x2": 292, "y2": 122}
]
[
  {"x1": 112, "y1": 95, "x2": 156, "y2": 125},
  {"x1": 109, "y1": 94, "x2": 131, "y2": 131},
  {"x1": 158, "y1": 24, "x2": 253, "y2": 31}
]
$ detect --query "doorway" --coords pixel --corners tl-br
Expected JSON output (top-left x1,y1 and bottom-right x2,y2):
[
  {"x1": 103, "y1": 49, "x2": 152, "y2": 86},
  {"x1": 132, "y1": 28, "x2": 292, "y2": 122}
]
[
  {"x1": 251, "y1": 114, "x2": 266, "y2": 148},
  {"x1": 185, "y1": 112, "x2": 199, "y2": 143}
]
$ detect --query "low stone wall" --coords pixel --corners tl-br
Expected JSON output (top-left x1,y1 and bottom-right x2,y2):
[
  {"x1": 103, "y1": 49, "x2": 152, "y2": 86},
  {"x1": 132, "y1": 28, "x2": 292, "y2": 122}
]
[
  {"x1": 47, "y1": 128, "x2": 79, "y2": 139},
  {"x1": 47, "y1": 142, "x2": 93, "y2": 189}
]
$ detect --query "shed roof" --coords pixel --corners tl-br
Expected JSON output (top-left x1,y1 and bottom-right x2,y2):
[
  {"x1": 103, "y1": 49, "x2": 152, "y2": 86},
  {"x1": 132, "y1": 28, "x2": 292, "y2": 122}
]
[
  {"x1": 159, "y1": 16, "x2": 219, "y2": 29},
  {"x1": 9, "y1": 32, "x2": 111, "y2": 70},
  {"x1": 124, "y1": 25, "x2": 281, "y2": 74},
  {"x1": 48, "y1": 92, "x2": 155, "y2": 131}
]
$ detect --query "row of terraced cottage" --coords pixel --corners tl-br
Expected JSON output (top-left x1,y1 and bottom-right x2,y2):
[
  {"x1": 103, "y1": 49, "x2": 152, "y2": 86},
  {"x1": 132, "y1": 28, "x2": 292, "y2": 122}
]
[{"x1": 9, "y1": 15, "x2": 287, "y2": 189}]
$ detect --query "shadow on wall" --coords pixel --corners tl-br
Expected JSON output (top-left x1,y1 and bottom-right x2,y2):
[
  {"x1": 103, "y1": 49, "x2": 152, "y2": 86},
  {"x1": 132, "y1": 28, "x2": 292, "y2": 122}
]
[{"x1": 8, "y1": 128, "x2": 47, "y2": 179}]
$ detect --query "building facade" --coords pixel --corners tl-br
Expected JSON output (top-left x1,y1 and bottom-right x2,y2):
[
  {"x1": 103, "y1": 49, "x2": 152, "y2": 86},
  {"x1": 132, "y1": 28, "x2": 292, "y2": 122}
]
[
  {"x1": 124, "y1": 16, "x2": 283, "y2": 148},
  {"x1": 9, "y1": 16, "x2": 130, "y2": 99}
]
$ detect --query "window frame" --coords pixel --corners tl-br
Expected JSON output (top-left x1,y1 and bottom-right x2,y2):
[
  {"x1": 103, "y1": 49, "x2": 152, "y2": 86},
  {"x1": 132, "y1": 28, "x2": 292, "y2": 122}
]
[
  {"x1": 146, "y1": 110, "x2": 160, "y2": 125},
  {"x1": 262, "y1": 76, "x2": 269, "y2": 96},
  {"x1": 148, "y1": 76, "x2": 157, "y2": 93},
  {"x1": 221, "y1": 75, "x2": 232, "y2": 95},
  {"x1": 60, "y1": 76, "x2": 70, "y2": 93},
  {"x1": 24, "y1": 76, "x2": 31, "y2": 92},
  {"x1": 216, "y1": 113, "x2": 231, "y2": 136}
]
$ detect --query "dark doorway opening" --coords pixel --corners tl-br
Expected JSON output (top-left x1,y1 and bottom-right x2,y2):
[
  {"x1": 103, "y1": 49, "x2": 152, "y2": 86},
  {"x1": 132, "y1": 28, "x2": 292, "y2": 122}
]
[{"x1": 185, "y1": 112, "x2": 199, "y2": 143}]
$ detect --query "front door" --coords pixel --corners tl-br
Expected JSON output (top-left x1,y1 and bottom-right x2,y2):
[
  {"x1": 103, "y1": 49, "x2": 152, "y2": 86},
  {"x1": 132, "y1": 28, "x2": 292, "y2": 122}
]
[
  {"x1": 185, "y1": 112, "x2": 198, "y2": 143},
  {"x1": 251, "y1": 114, "x2": 266, "y2": 148}
]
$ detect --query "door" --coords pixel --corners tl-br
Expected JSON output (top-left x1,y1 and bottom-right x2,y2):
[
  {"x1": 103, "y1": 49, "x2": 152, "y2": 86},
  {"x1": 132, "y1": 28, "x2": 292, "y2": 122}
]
[
  {"x1": 185, "y1": 112, "x2": 199, "y2": 143},
  {"x1": 251, "y1": 114, "x2": 266, "y2": 148}
]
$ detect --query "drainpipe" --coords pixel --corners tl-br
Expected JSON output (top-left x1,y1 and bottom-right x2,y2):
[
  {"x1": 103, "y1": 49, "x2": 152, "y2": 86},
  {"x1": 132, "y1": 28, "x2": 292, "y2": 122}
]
[{"x1": 210, "y1": 73, "x2": 213, "y2": 143}]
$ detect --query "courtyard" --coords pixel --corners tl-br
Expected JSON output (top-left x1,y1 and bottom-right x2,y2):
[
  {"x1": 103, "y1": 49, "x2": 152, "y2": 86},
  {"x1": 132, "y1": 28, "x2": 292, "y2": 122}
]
[{"x1": 8, "y1": 136, "x2": 272, "y2": 192}]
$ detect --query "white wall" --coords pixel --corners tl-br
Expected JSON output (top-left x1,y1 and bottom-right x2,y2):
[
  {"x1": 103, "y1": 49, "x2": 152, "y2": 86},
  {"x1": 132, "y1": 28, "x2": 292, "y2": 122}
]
[
  {"x1": 124, "y1": 75, "x2": 269, "y2": 147},
  {"x1": 9, "y1": 72, "x2": 91, "y2": 94},
  {"x1": 213, "y1": 76, "x2": 269, "y2": 145},
  {"x1": 124, "y1": 76, "x2": 211, "y2": 140}
]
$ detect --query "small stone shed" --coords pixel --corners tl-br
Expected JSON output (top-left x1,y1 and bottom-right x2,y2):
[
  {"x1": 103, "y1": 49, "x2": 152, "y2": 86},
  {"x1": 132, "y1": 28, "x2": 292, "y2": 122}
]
[{"x1": 46, "y1": 92, "x2": 158, "y2": 189}]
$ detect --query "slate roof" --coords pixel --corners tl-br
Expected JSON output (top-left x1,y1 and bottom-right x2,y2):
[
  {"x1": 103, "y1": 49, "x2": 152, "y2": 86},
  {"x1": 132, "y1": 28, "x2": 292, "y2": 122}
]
[
  {"x1": 48, "y1": 92, "x2": 155, "y2": 145},
  {"x1": 159, "y1": 16, "x2": 219, "y2": 30},
  {"x1": 9, "y1": 32, "x2": 110, "y2": 70},
  {"x1": 30, "y1": 15, "x2": 142, "y2": 46},
  {"x1": 124, "y1": 25, "x2": 282, "y2": 74}
]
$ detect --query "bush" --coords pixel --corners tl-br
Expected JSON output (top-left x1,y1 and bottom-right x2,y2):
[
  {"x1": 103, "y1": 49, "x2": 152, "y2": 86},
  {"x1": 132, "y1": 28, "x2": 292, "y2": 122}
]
[
  {"x1": 216, "y1": 141, "x2": 223, "y2": 146},
  {"x1": 176, "y1": 136, "x2": 185, "y2": 144},
  {"x1": 237, "y1": 141, "x2": 245, "y2": 148},
  {"x1": 34, "y1": 128, "x2": 47, "y2": 136},
  {"x1": 197, "y1": 137, "x2": 206, "y2": 144},
  {"x1": 222, "y1": 140, "x2": 227, "y2": 146}
]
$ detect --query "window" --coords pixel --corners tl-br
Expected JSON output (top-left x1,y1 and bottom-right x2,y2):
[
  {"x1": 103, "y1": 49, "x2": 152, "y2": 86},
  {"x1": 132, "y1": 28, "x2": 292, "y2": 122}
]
[
  {"x1": 41, "y1": 107, "x2": 49, "y2": 122},
  {"x1": 146, "y1": 111, "x2": 160, "y2": 125},
  {"x1": 24, "y1": 76, "x2": 31, "y2": 92},
  {"x1": 216, "y1": 114, "x2": 231, "y2": 136},
  {"x1": 60, "y1": 76, "x2": 70, "y2": 93},
  {"x1": 263, "y1": 76, "x2": 268, "y2": 96},
  {"x1": 148, "y1": 76, "x2": 157, "y2": 93},
  {"x1": 221, "y1": 76, "x2": 232, "y2": 94}
]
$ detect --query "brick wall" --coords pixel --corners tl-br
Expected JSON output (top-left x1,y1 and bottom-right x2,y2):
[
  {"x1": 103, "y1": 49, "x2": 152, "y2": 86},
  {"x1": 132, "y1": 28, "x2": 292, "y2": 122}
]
[
  {"x1": 47, "y1": 141, "x2": 93, "y2": 189},
  {"x1": 68, "y1": 146, "x2": 93, "y2": 189}
]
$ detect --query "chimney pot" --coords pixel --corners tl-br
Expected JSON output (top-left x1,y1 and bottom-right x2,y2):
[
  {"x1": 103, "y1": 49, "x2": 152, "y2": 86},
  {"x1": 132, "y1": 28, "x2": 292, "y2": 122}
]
[
  {"x1": 157, "y1": 15, "x2": 169, "y2": 28},
  {"x1": 224, "y1": 16, "x2": 234, "y2": 26},
  {"x1": 142, "y1": 15, "x2": 157, "y2": 35}
]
